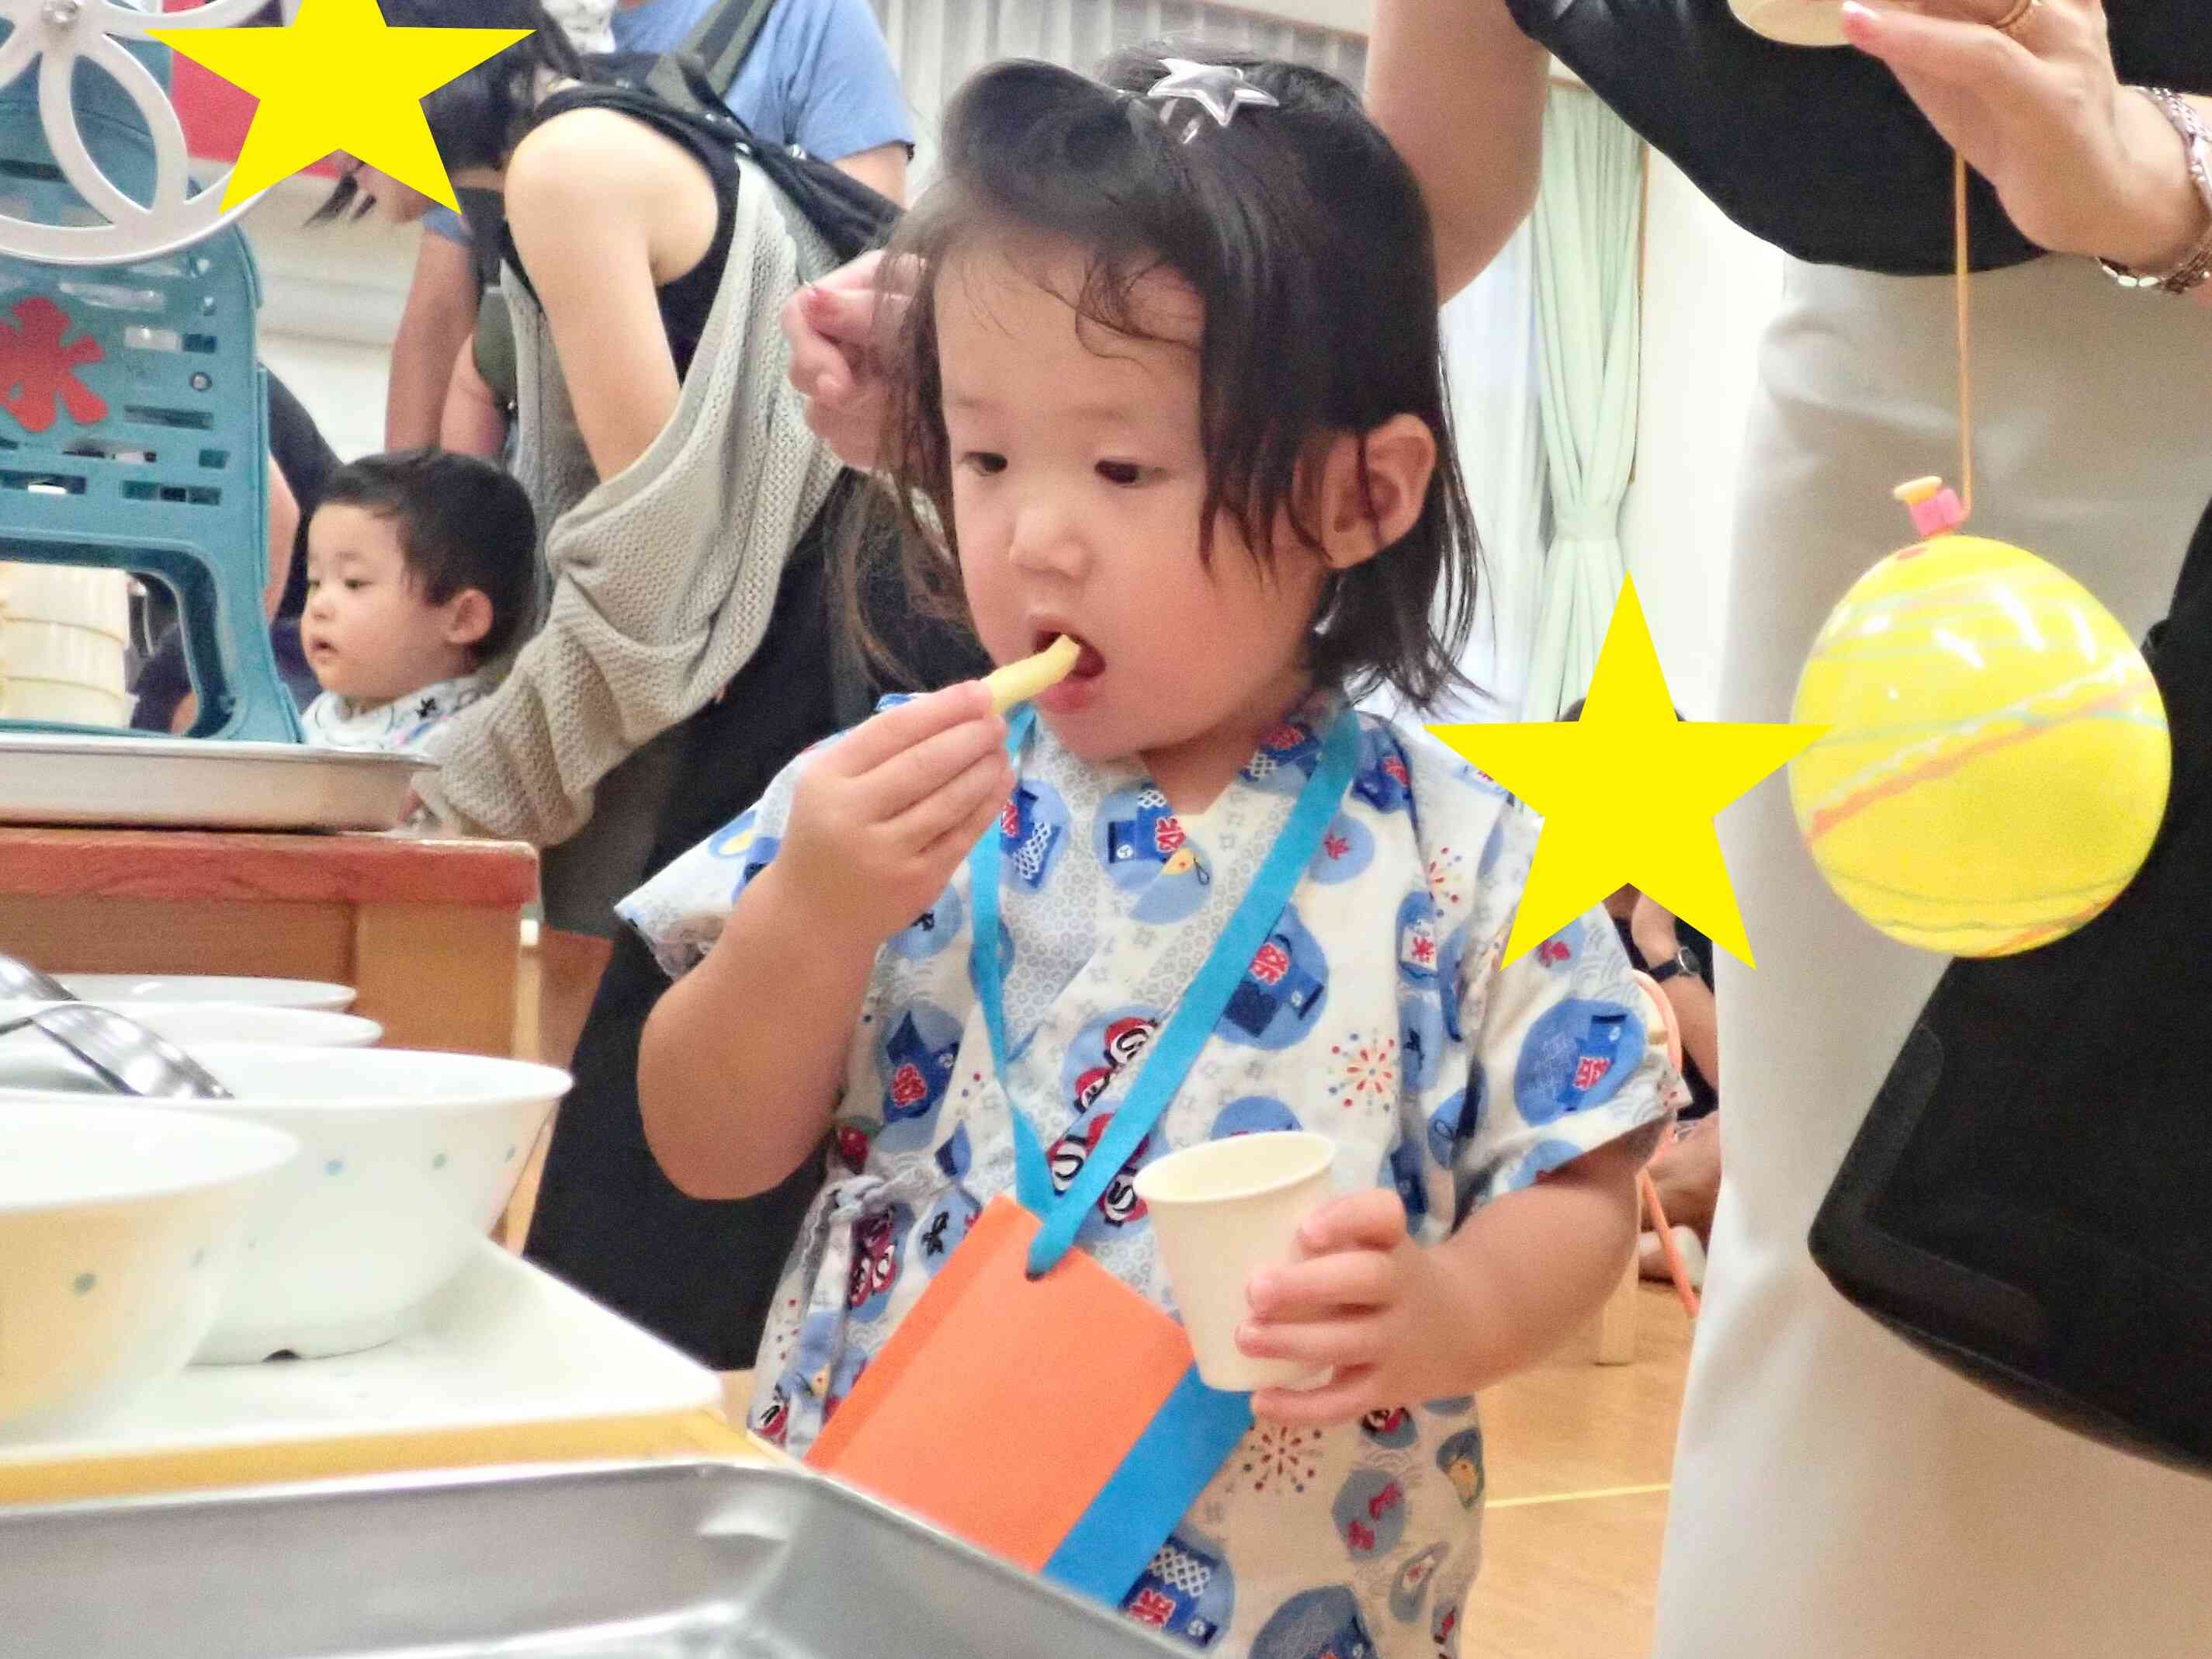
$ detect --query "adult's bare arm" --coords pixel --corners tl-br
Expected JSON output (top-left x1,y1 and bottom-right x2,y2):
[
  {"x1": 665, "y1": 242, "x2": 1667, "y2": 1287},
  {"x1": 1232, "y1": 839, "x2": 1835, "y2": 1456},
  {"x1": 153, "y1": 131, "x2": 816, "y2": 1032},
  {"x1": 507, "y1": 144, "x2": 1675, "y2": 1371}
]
[
  {"x1": 1366, "y1": 0, "x2": 1550, "y2": 300},
  {"x1": 386, "y1": 233, "x2": 478, "y2": 450}
]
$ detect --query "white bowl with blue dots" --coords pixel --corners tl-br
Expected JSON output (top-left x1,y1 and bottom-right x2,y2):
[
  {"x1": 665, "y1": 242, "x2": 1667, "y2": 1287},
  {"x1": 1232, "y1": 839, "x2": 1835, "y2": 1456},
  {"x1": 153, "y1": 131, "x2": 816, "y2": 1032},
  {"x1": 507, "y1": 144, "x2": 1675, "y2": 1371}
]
[
  {"x1": 0, "y1": 1046, "x2": 567, "y2": 1366},
  {"x1": 0, "y1": 1100, "x2": 300, "y2": 1435}
]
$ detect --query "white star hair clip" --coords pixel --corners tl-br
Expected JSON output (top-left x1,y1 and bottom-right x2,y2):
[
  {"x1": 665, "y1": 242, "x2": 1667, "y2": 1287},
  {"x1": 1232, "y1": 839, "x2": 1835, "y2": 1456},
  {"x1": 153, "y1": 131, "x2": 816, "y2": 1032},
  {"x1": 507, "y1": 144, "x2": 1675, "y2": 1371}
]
[{"x1": 1145, "y1": 58, "x2": 1281, "y2": 144}]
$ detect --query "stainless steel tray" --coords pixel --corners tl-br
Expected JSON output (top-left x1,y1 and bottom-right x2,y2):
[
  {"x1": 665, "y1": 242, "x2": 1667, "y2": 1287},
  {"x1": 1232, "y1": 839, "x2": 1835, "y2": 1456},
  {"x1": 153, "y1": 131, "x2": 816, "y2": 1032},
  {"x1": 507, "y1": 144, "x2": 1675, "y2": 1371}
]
[
  {"x1": 0, "y1": 734, "x2": 426, "y2": 831},
  {"x1": 0, "y1": 1458, "x2": 1187, "y2": 1657}
]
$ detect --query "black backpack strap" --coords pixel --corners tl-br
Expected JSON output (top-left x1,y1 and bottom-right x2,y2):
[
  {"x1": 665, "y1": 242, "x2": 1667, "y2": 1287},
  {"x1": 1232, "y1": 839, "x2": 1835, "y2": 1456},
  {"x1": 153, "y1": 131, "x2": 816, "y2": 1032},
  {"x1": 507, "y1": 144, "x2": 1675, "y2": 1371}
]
[
  {"x1": 682, "y1": 0, "x2": 778, "y2": 101},
  {"x1": 631, "y1": 54, "x2": 900, "y2": 269},
  {"x1": 535, "y1": 68, "x2": 744, "y2": 169}
]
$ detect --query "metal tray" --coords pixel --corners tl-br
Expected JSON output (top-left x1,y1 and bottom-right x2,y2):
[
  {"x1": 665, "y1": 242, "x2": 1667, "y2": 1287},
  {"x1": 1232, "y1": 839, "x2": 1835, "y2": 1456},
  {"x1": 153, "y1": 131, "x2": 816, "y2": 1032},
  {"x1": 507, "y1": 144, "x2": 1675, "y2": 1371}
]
[
  {"x1": 0, "y1": 734, "x2": 426, "y2": 831},
  {"x1": 0, "y1": 1459, "x2": 1188, "y2": 1657}
]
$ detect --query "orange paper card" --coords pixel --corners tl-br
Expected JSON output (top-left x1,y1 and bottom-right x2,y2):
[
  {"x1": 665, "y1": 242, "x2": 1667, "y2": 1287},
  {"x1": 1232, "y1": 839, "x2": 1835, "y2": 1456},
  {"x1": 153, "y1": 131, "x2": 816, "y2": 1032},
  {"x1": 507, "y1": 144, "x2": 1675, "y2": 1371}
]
[{"x1": 806, "y1": 1196, "x2": 1219, "y2": 1576}]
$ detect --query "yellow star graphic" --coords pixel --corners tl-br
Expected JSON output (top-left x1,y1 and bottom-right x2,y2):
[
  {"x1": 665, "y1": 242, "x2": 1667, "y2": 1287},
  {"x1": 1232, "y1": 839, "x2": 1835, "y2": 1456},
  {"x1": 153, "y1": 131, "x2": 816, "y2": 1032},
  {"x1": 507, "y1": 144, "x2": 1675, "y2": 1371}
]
[
  {"x1": 154, "y1": 0, "x2": 532, "y2": 212},
  {"x1": 1430, "y1": 578, "x2": 1824, "y2": 968}
]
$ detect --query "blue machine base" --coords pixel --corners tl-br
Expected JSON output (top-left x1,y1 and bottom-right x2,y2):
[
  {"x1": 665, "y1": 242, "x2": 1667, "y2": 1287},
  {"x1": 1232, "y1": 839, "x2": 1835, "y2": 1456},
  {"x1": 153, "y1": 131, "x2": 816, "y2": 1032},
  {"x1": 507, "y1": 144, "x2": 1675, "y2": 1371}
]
[{"x1": 0, "y1": 36, "x2": 303, "y2": 745}]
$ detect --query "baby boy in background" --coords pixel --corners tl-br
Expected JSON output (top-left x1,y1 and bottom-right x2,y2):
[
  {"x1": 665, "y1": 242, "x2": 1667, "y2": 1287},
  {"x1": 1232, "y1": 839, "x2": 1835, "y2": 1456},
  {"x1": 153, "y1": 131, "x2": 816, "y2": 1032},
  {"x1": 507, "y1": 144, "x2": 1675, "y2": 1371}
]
[{"x1": 297, "y1": 449, "x2": 535, "y2": 782}]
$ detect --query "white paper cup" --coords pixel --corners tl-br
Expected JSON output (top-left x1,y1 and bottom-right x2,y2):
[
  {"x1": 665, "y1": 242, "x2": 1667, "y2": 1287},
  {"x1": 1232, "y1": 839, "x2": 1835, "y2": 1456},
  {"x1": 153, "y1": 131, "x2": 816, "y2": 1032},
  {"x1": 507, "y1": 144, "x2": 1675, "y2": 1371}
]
[
  {"x1": 1728, "y1": 0, "x2": 1847, "y2": 46},
  {"x1": 1135, "y1": 1130, "x2": 1337, "y2": 1393}
]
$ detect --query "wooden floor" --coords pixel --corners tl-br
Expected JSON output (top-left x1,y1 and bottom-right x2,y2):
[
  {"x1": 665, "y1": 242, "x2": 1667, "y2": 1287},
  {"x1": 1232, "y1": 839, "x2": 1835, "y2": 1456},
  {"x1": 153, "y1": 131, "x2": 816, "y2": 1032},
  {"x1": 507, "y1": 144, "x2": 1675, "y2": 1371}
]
[
  {"x1": 508, "y1": 935, "x2": 1696, "y2": 1658},
  {"x1": 1468, "y1": 1286, "x2": 1690, "y2": 1658}
]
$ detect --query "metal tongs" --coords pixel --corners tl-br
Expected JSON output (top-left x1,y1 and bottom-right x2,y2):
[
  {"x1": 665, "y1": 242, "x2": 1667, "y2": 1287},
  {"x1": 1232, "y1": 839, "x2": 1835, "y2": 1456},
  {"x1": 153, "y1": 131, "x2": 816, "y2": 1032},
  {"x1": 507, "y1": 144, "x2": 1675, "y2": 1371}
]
[{"x1": 0, "y1": 976, "x2": 231, "y2": 1099}]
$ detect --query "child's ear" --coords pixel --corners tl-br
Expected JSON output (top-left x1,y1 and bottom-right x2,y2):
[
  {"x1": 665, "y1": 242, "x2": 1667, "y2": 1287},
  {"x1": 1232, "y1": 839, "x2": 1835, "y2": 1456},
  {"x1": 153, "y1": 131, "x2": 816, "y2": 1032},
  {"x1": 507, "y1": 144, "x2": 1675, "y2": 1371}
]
[
  {"x1": 441, "y1": 588, "x2": 494, "y2": 651},
  {"x1": 1316, "y1": 415, "x2": 1437, "y2": 573}
]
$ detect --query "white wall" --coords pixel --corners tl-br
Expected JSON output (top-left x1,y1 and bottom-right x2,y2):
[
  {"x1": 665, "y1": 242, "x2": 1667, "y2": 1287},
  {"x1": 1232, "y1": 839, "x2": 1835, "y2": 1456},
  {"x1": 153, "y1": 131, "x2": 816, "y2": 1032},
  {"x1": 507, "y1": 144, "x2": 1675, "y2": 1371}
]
[
  {"x1": 1617, "y1": 153, "x2": 1784, "y2": 719},
  {"x1": 235, "y1": 178, "x2": 418, "y2": 462}
]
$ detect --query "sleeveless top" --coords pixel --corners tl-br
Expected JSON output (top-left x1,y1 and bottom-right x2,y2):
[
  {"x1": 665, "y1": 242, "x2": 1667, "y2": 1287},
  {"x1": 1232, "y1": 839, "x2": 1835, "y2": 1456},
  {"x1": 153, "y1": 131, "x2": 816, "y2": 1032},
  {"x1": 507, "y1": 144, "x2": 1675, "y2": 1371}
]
[
  {"x1": 1506, "y1": 0, "x2": 2212, "y2": 274},
  {"x1": 499, "y1": 57, "x2": 741, "y2": 381}
]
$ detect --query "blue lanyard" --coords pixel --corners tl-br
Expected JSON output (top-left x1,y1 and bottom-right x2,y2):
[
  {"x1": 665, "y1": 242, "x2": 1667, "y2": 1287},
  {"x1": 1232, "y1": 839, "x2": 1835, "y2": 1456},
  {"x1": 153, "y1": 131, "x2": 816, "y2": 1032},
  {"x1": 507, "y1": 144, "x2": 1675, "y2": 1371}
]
[{"x1": 969, "y1": 706, "x2": 1362, "y2": 1278}]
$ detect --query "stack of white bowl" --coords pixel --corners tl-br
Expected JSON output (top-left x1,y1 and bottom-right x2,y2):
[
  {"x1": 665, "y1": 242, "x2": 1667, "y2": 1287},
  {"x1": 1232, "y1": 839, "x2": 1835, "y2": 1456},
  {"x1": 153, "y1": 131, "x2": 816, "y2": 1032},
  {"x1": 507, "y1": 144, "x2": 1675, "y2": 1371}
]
[
  {"x1": 0, "y1": 977, "x2": 570, "y2": 1435},
  {"x1": 0, "y1": 562, "x2": 133, "y2": 728},
  {"x1": 0, "y1": 1101, "x2": 299, "y2": 1436}
]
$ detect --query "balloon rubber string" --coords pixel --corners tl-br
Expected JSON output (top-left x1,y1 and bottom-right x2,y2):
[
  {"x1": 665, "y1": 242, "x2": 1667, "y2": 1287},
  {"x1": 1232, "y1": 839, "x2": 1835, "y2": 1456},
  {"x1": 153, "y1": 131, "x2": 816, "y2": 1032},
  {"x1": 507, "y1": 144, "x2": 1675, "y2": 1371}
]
[{"x1": 1955, "y1": 149, "x2": 1975, "y2": 522}]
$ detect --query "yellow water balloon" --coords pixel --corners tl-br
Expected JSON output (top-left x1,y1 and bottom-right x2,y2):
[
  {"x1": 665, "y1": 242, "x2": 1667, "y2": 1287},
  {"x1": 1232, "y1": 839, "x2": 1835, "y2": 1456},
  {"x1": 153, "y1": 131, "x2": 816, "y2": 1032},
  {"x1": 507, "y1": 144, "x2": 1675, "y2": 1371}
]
[{"x1": 1789, "y1": 481, "x2": 2171, "y2": 956}]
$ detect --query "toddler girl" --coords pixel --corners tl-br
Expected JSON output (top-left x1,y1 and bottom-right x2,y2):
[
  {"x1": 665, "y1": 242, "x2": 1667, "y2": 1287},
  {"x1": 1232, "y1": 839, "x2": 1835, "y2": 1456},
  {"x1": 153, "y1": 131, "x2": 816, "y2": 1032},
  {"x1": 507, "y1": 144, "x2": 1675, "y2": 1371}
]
[{"x1": 622, "y1": 50, "x2": 1670, "y2": 1658}]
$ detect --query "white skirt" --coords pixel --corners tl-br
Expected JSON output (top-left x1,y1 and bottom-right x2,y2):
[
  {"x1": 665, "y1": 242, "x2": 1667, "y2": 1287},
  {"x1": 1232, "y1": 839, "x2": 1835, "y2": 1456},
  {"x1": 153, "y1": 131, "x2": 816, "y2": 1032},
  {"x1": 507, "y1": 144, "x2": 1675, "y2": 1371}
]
[{"x1": 1652, "y1": 253, "x2": 2212, "y2": 1657}]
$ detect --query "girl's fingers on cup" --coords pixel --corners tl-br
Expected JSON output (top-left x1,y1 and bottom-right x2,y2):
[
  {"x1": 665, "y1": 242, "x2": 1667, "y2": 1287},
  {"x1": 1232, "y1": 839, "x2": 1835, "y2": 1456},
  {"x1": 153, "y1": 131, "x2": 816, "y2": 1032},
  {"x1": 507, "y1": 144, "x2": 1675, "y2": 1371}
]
[
  {"x1": 1251, "y1": 1365, "x2": 1376, "y2": 1428},
  {"x1": 1246, "y1": 1251, "x2": 1394, "y2": 1321},
  {"x1": 1293, "y1": 1189, "x2": 1410, "y2": 1257},
  {"x1": 1236, "y1": 1311, "x2": 1385, "y2": 1369}
]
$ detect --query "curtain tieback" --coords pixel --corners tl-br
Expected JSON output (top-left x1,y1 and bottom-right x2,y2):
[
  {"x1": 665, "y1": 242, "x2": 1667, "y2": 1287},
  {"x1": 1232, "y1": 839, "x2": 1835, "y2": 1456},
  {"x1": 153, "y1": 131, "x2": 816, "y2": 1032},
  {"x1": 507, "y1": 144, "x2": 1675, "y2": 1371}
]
[{"x1": 1552, "y1": 502, "x2": 1623, "y2": 541}]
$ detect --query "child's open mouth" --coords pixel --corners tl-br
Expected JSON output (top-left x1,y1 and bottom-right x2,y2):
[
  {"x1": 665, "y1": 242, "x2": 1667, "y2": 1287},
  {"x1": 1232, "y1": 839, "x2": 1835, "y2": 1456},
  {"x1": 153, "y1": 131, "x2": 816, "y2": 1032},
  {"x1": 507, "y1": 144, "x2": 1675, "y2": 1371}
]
[{"x1": 1035, "y1": 631, "x2": 1105, "y2": 680}]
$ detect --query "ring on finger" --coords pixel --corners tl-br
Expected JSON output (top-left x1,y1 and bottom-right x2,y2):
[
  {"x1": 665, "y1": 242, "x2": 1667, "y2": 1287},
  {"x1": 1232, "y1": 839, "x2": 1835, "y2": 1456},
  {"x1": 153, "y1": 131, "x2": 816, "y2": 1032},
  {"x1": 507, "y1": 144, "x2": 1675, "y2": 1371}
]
[{"x1": 1992, "y1": 0, "x2": 2040, "y2": 39}]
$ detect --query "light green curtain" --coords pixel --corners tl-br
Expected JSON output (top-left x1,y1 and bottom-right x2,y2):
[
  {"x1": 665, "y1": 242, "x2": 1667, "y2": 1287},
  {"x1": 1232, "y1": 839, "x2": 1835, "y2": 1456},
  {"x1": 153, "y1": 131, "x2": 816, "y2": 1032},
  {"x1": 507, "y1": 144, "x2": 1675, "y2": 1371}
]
[{"x1": 1524, "y1": 85, "x2": 1643, "y2": 720}]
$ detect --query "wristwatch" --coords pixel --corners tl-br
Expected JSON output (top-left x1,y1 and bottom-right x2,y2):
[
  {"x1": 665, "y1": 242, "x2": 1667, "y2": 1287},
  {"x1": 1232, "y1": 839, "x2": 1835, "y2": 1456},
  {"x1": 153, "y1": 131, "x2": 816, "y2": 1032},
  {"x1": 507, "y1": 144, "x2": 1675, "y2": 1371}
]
[
  {"x1": 2100, "y1": 89, "x2": 2212, "y2": 297},
  {"x1": 1649, "y1": 943, "x2": 1701, "y2": 986}
]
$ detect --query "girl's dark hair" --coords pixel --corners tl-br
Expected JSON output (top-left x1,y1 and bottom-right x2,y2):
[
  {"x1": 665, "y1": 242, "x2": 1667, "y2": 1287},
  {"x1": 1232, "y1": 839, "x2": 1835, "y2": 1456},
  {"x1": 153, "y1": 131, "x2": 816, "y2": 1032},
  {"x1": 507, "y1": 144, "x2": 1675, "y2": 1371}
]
[
  {"x1": 850, "y1": 47, "x2": 1482, "y2": 709},
  {"x1": 310, "y1": 1, "x2": 590, "y2": 224},
  {"x1": 321, "y1": 449, "x2": 538, "y2": 665}
]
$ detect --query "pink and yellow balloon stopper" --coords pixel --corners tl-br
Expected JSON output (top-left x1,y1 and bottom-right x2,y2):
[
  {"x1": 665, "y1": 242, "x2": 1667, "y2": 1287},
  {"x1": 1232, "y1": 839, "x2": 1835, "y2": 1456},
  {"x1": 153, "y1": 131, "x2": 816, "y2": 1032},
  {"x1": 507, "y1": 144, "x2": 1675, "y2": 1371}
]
[{"x1": 1787, "y1": 478, "x2": 2171, "y2": 956}]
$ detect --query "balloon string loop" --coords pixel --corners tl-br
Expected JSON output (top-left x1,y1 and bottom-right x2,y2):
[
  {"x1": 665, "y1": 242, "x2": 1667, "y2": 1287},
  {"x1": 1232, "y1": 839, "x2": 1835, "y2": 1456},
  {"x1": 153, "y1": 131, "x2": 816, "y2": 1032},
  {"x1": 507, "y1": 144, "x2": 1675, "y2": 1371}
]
[{"x1": 1955, "y1": 149, "x2": 1975, "y2": 522}]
